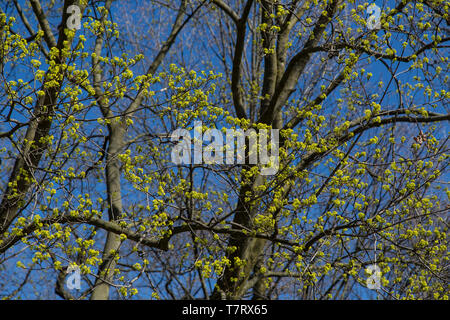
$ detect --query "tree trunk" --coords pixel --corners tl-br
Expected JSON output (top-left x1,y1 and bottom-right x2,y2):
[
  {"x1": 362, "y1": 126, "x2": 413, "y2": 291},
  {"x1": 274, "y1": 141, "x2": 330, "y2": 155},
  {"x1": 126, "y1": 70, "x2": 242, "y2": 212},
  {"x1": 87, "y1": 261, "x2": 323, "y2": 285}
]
[{"x1": 90, "y1": 124, "x2": 125, "y2": 299}]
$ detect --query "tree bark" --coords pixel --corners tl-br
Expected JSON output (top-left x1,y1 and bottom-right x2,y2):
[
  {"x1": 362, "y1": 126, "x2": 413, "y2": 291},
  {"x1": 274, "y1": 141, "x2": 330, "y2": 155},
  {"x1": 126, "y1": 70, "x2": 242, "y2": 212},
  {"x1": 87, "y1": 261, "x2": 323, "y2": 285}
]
[{"x1": 90, "y1": 124, "x2": 125, "y2": 300}]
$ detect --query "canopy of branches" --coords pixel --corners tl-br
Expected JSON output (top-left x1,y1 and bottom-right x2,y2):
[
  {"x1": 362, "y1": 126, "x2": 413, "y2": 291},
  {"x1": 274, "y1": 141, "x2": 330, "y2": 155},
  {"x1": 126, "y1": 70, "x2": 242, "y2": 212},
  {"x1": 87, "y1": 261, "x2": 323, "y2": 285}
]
[{"x1": 0, "y1": 0, "x2": 448, "y2": 300}]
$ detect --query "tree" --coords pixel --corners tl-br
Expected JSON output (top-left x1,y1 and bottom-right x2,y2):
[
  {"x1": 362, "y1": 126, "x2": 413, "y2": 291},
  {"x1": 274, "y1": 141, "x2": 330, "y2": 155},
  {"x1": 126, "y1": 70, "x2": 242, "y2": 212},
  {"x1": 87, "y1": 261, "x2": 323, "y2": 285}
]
[{"x1": 0, "y1": 0, "x2": 448, "y2": 300}]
